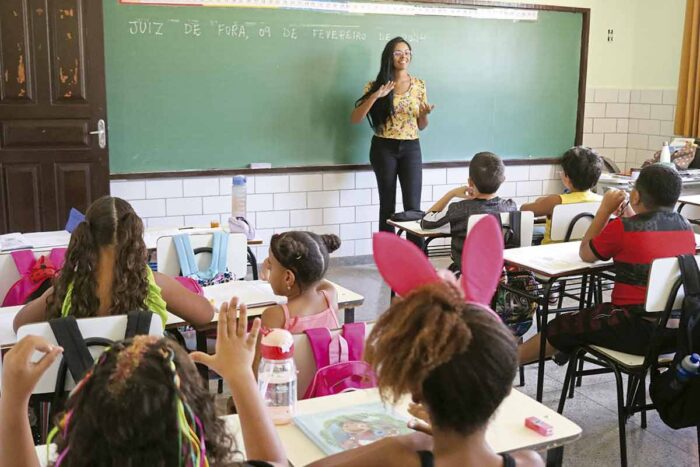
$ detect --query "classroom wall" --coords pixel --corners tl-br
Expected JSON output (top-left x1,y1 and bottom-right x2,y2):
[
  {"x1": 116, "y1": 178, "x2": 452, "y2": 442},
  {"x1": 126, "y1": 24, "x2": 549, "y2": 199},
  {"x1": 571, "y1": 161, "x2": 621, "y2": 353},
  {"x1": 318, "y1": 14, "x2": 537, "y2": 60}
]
[{"x1": 108, "y1": 1, "x2": 687, "y2": 260}]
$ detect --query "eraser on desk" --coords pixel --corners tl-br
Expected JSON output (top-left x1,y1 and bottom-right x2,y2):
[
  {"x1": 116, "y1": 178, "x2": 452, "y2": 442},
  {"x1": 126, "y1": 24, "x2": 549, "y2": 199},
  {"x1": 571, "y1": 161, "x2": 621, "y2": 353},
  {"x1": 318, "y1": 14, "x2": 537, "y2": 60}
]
[
  {"x1": 249, "y1": 162, "x2": 272, "y2": 169},
  {"x1": 525, "y1": 416, "x2": 552, "y2": 436}
]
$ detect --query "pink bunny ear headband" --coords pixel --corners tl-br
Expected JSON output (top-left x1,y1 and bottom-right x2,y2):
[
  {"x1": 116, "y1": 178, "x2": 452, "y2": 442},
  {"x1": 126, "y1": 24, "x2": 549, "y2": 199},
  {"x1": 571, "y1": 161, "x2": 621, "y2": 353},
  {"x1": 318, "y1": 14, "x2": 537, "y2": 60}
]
[{"x1": 373, "y1": 216, "x2": 504, "y2": 319}]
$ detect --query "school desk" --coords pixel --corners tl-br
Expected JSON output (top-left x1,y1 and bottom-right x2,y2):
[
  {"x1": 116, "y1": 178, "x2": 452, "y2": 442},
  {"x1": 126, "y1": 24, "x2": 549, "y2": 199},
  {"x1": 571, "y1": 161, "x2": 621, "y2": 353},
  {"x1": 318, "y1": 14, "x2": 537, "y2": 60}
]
[
  {"x1": 504, "y1": 235, "x2": 700, "y2": 402},
  {"x1": 0, "y1": 280, "x2": 364, "y2": 350},
  {"x1": 386, "y1": 219, "x2": 451, "y2": 256},
  {"x1": 597, "y1": 172, "x2": 700, "y2": 195}
]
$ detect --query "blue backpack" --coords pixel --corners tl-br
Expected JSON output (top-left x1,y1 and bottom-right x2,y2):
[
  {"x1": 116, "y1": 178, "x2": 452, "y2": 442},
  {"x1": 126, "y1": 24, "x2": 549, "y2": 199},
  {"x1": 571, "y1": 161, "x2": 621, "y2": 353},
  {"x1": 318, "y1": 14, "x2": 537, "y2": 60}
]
[{"x1": 173, "y1": 232, "x2": 234, "y2": 286}]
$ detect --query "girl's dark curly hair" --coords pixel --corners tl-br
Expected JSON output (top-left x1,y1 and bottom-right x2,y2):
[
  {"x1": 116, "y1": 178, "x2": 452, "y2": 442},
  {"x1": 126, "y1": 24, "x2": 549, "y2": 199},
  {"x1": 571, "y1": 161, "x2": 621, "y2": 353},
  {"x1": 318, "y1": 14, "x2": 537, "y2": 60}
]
[
  {"x1": 355, "y1": 37, "x2": 411, "y2": 132},
  {"x1": 51, "y1": 337, "x2": 236, "y2": 466},
  {"x1": 47, "y1": 196, "x2": 149, "y2": 319},
  {"x1": 365, "y1": 282, "x2": 518, "y2": 436},
  {"x1": 269, "y1": 231, "x2": 341, "y2": 292}
]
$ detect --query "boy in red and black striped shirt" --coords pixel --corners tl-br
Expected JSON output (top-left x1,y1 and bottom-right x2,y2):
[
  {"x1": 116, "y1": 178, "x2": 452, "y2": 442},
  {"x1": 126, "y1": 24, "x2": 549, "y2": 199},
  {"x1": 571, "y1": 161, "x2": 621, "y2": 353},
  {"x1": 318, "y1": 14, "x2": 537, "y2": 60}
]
[{"x1": 519, "y1": 164, "x2": 696, "y2": 363}]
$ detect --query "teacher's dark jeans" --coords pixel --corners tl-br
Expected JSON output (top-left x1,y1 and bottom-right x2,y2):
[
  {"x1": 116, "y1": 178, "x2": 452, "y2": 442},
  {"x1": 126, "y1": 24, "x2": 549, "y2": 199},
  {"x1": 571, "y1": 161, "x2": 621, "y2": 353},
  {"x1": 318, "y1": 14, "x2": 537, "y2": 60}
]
[{"x1": 370, "y1": 136, "x2": 423, "y2": 246}]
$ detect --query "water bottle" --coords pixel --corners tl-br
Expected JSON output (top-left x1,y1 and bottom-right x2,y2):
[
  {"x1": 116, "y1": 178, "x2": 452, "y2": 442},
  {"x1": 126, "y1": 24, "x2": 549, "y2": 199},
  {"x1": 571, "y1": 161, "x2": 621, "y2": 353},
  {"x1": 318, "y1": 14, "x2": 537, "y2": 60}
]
[
  {"x1": 670, "y1": 353, "x2": 700, "y2": 390},
  {"x1": 231, "y1": 175, "x2": 247, "y2": 218},
  {"x1": 660, "y1": 141, "x2": 672, "y2": 166},
  {"x1": 258, "y1": 329, "x2": 297, "y2": 425}
]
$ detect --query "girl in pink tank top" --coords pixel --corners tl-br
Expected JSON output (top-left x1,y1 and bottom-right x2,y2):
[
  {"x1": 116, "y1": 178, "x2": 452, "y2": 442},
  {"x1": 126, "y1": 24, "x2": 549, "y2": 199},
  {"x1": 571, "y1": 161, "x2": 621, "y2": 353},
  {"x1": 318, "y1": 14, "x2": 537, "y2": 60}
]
[{"x1": 253, "y1": 231, "x2": 342, "y2": 372}]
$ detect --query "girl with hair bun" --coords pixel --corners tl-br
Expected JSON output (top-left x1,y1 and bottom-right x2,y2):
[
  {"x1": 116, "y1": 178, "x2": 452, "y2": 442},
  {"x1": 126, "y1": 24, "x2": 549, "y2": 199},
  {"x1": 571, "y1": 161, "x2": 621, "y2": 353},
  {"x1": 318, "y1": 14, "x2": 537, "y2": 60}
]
[
  {"x1": 254, "y1": 231, "x2": 342, "y2": 368},
  {"x1": 13, "y1": 196, "x2": 214, "y2": 331}
]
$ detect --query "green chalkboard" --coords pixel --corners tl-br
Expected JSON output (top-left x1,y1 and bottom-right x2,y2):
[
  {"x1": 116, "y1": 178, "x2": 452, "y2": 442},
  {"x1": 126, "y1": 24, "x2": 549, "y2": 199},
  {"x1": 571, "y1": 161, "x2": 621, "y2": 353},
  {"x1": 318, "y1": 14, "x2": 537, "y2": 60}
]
[{"x1": 103, "y1": 1, "x2": 583, "y2": 174}]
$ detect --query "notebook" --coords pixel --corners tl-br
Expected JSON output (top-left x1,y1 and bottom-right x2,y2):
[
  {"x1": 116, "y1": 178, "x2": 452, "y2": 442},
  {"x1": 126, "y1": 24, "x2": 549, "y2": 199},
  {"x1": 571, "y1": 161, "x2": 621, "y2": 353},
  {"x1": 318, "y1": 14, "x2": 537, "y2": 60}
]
[
  {"x1": 293, "y1": 402, "x2": 413, "y2": 455},
  {"x1": 0, "y1": 233, "x2": 32, "y2": 252}
]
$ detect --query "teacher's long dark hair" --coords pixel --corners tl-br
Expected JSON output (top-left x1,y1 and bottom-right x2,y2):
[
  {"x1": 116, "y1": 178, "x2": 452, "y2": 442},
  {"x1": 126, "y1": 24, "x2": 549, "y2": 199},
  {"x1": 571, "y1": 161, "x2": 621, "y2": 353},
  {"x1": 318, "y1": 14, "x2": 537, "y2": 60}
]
[{"x1": 355, "y1": 37, "x2": 412, "y2": 131}]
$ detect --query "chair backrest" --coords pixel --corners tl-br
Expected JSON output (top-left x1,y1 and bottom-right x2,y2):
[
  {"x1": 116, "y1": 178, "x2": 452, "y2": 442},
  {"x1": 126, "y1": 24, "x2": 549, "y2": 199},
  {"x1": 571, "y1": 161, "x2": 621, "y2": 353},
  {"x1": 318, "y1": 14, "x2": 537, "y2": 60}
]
[
  {"x1": 156, "y1": 232, "x2": 247, "y2": 279},
  {"x1": 644, "y1": 256, "x2": 700, "y2": 313},
  {"x1": 292, "y1": 322, "x2": 375, "y2": 398},
  {"x1": 550, "y1": 202, "x2": 601, "y2": 242},
  {"x1": 16, "y1": 315, "x2": 164, "y2": 395},
  {"x1": 467, "y1": 211, "x2": 535, "y2": 247}
]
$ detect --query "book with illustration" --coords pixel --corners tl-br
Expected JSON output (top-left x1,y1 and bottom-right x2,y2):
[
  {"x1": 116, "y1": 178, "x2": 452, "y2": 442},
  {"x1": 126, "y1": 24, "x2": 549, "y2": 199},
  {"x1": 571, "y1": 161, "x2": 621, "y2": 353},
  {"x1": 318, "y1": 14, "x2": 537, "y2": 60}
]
[{"x1": 293, "y1": 402, "x2": 413, "y2": 455}]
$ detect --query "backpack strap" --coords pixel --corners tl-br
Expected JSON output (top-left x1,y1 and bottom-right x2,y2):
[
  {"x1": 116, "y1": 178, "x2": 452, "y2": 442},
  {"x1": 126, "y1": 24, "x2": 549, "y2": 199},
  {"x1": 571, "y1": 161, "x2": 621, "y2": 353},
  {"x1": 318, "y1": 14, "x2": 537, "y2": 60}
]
[
  {"x1": 173, "y1": 234, "x2": 199, "y2": 278},
  {"x1": 48, "y1": 248, "x2": 67, "y2": 270},
  {"x1": 678, "y1": 255, "x2": 700, "y2": 296},
  {"x1": 507, "y1": 211, "x2": 522, "y2": 248},
  {"x1": 208, "y1": 231, "x2": 229, "y2": 278},
  {"x1": 49, "y1": 317, "x2": 94, "y2": 382},
  {"x1": 304, "y1": 327, "x2": 332, "y2": 368},
  {"x1": 10, "y1": 250, "x2": 37, "y2": 275},
  {"x1": 328, "y1": 334, "x2": 349, "y2": 365},
  {"x1": 342, "y1": 322, "x2": 366, "y2": 361},
  {"x1": 125, "y1": 311, "x2": 154, "y2": 338}
]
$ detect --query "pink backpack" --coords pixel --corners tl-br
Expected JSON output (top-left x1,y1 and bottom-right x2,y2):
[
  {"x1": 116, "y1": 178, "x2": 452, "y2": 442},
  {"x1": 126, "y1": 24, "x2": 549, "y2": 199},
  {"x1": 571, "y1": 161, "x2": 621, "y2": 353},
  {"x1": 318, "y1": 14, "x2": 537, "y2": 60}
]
[
  {"x1": 303, "y1": 322, "x2": 377, "y2": 399},
  {"x1": 2, "y1": 248, "x2": 67, "y2": 306}
]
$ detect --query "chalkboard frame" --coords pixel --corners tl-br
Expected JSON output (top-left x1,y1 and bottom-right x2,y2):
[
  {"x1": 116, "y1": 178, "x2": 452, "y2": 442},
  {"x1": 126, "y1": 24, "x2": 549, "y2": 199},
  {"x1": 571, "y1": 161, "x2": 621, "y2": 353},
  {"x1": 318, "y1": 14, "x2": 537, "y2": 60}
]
[{"x1": 109, "y1": 1, "x2": 589, "y2": 179}]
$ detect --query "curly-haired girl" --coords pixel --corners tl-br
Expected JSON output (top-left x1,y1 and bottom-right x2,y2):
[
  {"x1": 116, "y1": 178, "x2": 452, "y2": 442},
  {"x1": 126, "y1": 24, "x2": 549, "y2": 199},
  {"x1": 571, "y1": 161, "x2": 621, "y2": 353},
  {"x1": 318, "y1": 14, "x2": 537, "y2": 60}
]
[
  {"x1": 309, "y1": 281, "x2": 543, "y2": 467},
  {"x1": 13, "y1": 196, "x2": 214, "y2": 331},
  {"x1": 0, "y1": 298, "x2": 287, "y2": 467}
]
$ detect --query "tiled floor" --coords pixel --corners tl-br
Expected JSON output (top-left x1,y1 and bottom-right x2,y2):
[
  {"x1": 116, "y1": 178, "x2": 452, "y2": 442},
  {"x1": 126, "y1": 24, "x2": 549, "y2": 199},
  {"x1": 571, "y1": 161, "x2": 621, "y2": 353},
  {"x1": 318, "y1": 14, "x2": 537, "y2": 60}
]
[{"x1": 324, "y1": 261, "x2": 700, "y2": 467}]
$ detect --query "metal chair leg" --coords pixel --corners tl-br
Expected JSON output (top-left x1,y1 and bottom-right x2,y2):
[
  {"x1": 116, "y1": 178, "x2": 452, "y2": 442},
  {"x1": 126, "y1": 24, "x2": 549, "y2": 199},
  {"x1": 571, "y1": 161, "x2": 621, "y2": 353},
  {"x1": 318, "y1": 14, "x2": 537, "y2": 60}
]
[
  {"x1": 518, "y1": 365, "x2": 525, "y2": 387},
  {"x1": 558, "y1": 353, "x2": 578, "y2": 413},
  {"x1": 613, "y1": 367, "x2": 629, "y2": 467},
  {"x1": 575, "y1": 357, "x2": 584, "y2": 388}
]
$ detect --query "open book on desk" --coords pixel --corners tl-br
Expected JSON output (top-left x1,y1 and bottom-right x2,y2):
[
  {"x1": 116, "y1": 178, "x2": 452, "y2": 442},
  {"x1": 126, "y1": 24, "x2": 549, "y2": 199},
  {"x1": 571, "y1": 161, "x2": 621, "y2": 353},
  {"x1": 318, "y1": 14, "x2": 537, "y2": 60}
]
[{"x1": 203, "y1": 280, "x2": 287, "y2": 309}]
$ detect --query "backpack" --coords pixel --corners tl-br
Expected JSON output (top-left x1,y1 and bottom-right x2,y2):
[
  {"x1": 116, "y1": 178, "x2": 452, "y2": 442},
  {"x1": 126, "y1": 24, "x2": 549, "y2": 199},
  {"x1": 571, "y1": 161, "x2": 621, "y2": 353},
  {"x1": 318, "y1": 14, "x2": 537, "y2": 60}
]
[
  {"x1": 649, "y1": 255, "x2": 700, "y2": 429},
  {"x1": 228, "y1": 216, "x2": 256, "y2": 241},
  {"x1": 47, "y1": 312, "x2": 155, "y2": 417},
  {"x1": 2, "y1": 248, "x2": 67, "y2": 306},
  {"x1": 173, "y1": 232, "x2": 234, "y2": 286},
  {"x1": 490, "y1": 212, "x2": 538, "y2": 337},
  {"x1": 303, "y1": 323, "x2": 377, "y2": 399}
]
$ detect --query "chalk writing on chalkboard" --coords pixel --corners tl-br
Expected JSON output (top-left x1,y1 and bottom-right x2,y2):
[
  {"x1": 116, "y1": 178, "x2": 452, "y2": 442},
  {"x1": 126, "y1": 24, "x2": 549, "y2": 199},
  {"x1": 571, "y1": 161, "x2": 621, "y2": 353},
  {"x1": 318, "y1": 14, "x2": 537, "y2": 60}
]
[{"x1": 119, "y1": 0, "x2": 538, "y2": 21}]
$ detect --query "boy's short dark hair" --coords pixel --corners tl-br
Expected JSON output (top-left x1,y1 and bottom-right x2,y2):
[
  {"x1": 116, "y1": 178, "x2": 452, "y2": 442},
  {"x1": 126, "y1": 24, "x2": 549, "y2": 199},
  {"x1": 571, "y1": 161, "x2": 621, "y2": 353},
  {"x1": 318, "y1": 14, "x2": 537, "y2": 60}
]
[
  {"x1": 635, "y1": 164, "x2": 682, "y2": 209},
  {"x1": 561, "y1": 147, "x2": 602, "y2": 191},
  {"x1": 469, "y1": 152, "x2": 505, "y2": 194}
]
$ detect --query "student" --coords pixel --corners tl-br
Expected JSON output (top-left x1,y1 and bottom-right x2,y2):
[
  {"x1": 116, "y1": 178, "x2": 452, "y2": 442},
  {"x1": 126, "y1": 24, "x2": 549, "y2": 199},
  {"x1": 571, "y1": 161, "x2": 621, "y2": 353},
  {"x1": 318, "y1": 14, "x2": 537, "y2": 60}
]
[
  {"x1": 310, "y1": 282, "x2": 542, "y2": 467},
  {"x1": 421, "y1": 152, "x2": 516, "y2": 271},
  {"x1": 519, "y1": 164, "x2": 696, "y2": 364},
  {"x1": 13, "y1": 196, "x2": 214, "y2": 332},
  {"x1": 255, "y1": 231, "x2": 341, "y2": 366},
  {"x1": 521, "y1": 147, "x2": 603, "y2": 244},
  {"x1": 0, "y1": 298, "x2": 287, "y2": 467}
]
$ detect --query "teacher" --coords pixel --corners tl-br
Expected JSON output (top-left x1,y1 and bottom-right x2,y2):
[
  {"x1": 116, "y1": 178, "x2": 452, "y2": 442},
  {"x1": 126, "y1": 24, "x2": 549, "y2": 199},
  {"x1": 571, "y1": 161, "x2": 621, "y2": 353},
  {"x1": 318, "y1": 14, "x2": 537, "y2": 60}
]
[{"x1": 351, "y1": 36, "x2": 435, "y2": 237}]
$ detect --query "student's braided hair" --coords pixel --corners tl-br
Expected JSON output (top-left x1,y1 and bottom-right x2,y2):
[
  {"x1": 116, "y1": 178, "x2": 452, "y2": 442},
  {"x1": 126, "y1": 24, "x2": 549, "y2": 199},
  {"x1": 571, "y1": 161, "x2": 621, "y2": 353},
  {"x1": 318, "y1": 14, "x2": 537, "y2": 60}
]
[
  {"x1": 365, "y1": 281, "x2": 518, "y2": 435},
  {"x1": 47, "y1": 196, "x2": 149, "y2": 319},
  {"x1": 50, "y1": 336, "x2": 235, "y2": 466},
  {"x1": 269, "y1": 231, "x2": 341, "y2": 292}
]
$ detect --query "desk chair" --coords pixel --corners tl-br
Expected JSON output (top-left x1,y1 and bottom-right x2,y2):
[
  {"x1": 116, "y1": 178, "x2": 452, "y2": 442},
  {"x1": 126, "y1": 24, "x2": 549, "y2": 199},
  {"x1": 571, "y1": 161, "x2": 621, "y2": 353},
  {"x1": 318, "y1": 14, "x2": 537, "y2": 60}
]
[
  {"x1": 293, "y1": 322, "x2": 375, "y2": 399},
  {"x1": 156, "y1": 232, "x2": 248, "y2": 279},
  {"x1": 17, "y1": 314, "x2": 164, "y2": 440},
  {"x1": 557, "y1": 256, "x2": 698, "y2": 467},
  {"x1": 467, "y1": 211, "x2": 535, "y2": 247},
  {"x1": 550, "y1": 202, "x2": 601, "y2": 242}
]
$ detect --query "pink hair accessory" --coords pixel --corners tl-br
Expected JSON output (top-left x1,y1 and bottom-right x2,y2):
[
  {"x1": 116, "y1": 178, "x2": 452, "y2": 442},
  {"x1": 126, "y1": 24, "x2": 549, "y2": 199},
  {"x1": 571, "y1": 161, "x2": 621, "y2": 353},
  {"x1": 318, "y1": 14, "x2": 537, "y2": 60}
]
[{"x1": 373, "y1": 216, "x2": 504, "y2": 319}]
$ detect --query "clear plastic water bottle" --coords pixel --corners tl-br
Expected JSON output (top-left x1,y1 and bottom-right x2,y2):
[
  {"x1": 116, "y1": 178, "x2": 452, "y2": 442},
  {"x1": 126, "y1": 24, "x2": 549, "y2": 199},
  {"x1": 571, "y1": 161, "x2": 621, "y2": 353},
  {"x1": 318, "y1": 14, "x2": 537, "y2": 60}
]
[
  {"x1": 231, "y1": 175, "x2": 247, "y2": 218},
  {"x1": 660, "y1": 141, "x2": 672, "y2": 165},
  {"x1": 670, "y1": 353, "x2": 700, "y2": 390},
  {"x1": 258, "y1": 329, "x2": 297, "y2": 425}
]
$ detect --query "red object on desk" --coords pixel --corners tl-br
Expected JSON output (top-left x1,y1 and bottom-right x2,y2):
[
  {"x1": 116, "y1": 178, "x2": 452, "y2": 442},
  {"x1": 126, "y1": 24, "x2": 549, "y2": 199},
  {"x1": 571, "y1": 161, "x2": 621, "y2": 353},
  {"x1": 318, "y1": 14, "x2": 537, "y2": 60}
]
[{"x1": 525, "y1": 416, "x2": 553, "y2": 436}]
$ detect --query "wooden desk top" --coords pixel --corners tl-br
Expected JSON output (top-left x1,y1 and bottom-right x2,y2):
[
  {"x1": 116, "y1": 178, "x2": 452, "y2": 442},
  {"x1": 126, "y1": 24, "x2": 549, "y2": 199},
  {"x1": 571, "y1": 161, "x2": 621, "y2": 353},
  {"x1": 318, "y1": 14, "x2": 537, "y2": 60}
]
[
  {"x1": 386, "y1": 219, "x2": 450, "y2": 238},
  {"x1": 503, "y1": 241, "x2": 611, "y2": 278},
  {"x1": 35, "y1": 388, "x2": 581, "y2": 467},
  {"x1": 1, "y1": 281, "x2": 364, "y2": 349}
]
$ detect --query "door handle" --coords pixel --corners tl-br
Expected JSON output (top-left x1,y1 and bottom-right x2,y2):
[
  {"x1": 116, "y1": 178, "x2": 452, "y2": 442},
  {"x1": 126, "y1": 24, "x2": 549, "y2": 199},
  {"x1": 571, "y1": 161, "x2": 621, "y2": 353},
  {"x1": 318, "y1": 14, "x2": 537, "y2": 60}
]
[{"x1": 89, "y1": 119, "x2": 107, "y2": 149}]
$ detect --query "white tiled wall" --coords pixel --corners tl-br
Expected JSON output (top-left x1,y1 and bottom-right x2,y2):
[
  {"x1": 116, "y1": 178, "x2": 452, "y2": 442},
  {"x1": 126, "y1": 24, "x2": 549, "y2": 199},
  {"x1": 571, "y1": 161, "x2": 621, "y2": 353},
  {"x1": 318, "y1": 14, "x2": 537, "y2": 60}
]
[
  {"x1": 112, "y1": 87, "x2": 680, "y2": 260},
  {"x1": 582, "y1": 87, "x2": 678, "y2": 172},
  {"x1": 111, "y1": 164, "x2": 563, "y2": 260}
]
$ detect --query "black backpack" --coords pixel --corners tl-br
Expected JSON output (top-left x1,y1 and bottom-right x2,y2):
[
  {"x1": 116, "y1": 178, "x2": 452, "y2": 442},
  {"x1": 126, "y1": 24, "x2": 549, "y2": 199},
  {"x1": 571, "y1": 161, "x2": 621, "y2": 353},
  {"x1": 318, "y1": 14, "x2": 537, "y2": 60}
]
[
  {"x1": 649, "y1": 255, "x2": 700, "y2": 429},
  {"x1": 491, "y1": 211, "x2": 522, "y2": 249}
]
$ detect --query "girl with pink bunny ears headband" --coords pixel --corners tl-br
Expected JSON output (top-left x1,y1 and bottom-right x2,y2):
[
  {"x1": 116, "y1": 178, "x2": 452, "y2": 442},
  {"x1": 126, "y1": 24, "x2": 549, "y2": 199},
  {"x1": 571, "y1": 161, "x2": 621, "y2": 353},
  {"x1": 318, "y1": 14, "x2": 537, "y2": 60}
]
[{"x1": 310, "y1": 216, "x2": 540, "y2": 467}]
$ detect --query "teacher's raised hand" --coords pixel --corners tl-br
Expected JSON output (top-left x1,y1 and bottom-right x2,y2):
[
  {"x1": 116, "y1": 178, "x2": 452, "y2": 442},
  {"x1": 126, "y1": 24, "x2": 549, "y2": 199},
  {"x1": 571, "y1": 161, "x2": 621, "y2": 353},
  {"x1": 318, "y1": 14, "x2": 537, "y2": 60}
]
[
  {"x1": 418, "y1": 101, "x2": 435, "y2": 118},
  {"x1": 373, "y1": 80, "x2": 396, "y2": 99}
]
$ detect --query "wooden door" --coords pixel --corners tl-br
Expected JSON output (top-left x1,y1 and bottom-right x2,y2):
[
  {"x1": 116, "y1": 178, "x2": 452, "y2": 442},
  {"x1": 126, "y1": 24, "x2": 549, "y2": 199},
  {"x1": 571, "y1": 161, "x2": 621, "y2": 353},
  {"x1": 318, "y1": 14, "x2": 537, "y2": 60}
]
[{"x1": 0, "y1": 0, "x2": 109, "y2": 234}]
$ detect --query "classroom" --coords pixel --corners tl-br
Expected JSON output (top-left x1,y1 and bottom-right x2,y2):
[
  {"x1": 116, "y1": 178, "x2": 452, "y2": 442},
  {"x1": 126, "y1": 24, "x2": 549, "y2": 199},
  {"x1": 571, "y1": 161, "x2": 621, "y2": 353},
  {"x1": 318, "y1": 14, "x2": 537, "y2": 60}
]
[{"x1": 0, "y1": 0, "x2": 699, "y2": 466}]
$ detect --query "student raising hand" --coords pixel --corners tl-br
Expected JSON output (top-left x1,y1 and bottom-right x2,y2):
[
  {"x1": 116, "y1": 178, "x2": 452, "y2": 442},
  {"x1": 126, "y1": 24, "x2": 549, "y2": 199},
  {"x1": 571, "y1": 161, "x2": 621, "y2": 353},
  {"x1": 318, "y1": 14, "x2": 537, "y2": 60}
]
[
  {"x1": 0, "y1": 336, "x2": 64, "y2": 467},
  {"x1": 191, "y1": 297, "x2": 287, "y2": 465}
]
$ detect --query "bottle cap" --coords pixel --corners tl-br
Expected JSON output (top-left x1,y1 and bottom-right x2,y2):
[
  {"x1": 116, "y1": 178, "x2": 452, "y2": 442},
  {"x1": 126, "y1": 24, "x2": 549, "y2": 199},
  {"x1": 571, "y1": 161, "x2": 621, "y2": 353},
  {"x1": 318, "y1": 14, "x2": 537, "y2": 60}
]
[
  {"x1": 261, "y1": 328, "x2": 294, "y2": 360},
  {"x1": 232, "y1": 175, "x2": 247, "y2": 186}
]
